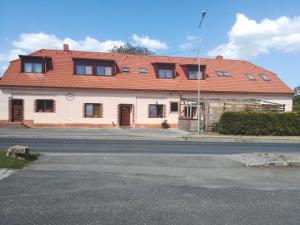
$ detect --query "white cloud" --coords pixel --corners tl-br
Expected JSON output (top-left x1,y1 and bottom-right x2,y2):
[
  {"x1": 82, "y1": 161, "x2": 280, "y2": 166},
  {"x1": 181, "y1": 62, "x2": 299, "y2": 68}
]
[
  {"x1": 208, "y1": 13, "x2": 300, "y2": 59},
  {"x1": 0, "y1": 32, "x2": 169, "y2": 75},
  {"x1": 132, "y1": 34, "x2": 168, "y2": 51},
  {"x1": 0, "y1": 33, "x2": 126, "y2": 75},
  {"x1": 180, "y1": 35, "x2": 202, "y2": 51},
  {"x1": 8, "y1": 33, "x2": 125, "y2": 61}
]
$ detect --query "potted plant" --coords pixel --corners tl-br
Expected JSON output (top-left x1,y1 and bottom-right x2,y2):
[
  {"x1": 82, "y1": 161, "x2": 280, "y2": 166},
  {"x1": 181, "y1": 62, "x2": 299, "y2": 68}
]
[{"x1": 161, "y1": 120, "x2": 169, "y2": 129}]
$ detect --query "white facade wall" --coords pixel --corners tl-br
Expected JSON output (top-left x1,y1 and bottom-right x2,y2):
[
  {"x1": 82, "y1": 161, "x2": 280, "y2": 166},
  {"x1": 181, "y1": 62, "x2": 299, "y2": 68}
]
[{"x1": 0, "y1": 88, "x2": 293, "y2": 126}]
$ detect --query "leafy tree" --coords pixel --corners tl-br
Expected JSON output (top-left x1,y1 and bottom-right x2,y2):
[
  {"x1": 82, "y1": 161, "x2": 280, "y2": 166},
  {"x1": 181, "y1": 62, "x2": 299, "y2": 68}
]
[
  {"x1": 110, "y1": 43, "x2": 153, "y2": 55},
  {"x1": 293, "y1": 86, "x2": 300, "y2": 112}
]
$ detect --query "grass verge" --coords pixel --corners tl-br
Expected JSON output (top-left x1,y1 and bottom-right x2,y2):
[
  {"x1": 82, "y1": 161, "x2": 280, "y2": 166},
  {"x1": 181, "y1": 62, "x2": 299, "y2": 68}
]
[{"x1": 0, "y1": 151, "x2": 40, "y2": 169}]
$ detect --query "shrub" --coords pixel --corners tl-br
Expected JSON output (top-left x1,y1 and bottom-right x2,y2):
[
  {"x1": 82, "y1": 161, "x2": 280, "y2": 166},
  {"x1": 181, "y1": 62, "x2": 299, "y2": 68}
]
[{"x1": 219, "y1": 111, "x2": 300, "y2": 136}]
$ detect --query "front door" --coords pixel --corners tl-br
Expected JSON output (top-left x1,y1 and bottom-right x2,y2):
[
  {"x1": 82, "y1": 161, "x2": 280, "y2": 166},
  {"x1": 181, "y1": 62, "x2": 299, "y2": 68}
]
[
  {"x1": 11, "y1": 99, "x2": 24, "y2": 122},
  {"x1": 120, "y1": 105, "x2": 131, "y2": 126}
]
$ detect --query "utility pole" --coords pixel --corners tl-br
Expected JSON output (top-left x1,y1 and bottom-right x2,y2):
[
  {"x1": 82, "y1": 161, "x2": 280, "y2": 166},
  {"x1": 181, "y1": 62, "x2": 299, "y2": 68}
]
[{"x1": 197, "y1": 11, "x2": 207, "y2": 134}]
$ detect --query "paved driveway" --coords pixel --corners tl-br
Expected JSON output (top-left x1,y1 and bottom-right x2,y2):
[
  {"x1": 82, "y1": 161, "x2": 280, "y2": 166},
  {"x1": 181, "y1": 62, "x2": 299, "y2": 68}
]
[{"x1": 1, "y1": 153, "x2": 300, "y2": 225}]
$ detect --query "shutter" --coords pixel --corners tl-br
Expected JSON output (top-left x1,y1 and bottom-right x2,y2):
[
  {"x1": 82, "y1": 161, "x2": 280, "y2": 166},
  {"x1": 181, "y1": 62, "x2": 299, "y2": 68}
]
[{"x1": 148, "y1": 104, "x2": 151, "y2": 118}]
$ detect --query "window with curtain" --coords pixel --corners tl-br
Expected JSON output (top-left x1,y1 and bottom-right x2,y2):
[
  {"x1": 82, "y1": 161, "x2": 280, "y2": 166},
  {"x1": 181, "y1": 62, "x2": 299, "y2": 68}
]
[
  {"x1": 84, "y1": 103, "x2": 102, "y2": 118},
  {"x1": 36, "y1": 100, "x2": 54, "y2": 112},
  {"x1": 149, "y1": 104, "x2": 164, "y2": 118}
]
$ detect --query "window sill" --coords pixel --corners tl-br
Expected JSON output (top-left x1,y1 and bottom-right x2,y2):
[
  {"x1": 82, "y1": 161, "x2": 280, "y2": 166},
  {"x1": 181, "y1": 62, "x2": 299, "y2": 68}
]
[
  {"x1": 74, "y1": 74, "x2": 113, "y2": 77},
  {"x1": 22, "y1": 72, "x2": 44, "y2": 75},
  {"x1": 35, "y1": 111, "x2": 55, "y2": 113}
]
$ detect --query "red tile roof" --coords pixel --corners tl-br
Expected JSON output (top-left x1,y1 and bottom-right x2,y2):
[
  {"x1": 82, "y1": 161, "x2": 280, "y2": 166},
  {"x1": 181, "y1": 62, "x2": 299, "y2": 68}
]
[{"x1": 0, "y1": 49, "x2": 293, "y2": 94}]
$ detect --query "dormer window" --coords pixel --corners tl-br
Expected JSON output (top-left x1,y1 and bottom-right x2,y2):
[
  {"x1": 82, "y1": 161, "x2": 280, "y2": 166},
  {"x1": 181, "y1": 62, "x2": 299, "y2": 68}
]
[
  {"x1": 76, "y1": 65, "x2": 93, "y2": 75},
  {"x1": 73, "y1": 58, "x2": 115, "y2": 76},
  {"x1": 180, "y1": 64, "x2": 206, "y2": 80},
  {"x1": 158, "y1": 69, "x2": 173, "y2": 79},
  {"x1": 97, "y1": 66, "x2": 112, "y2": 76},
  {"x1": 153, "y1": 63, "x2": 175, "y2": 79},
  {"x1": 20, "y1": 55, "x2": 52, "y2": 74},
  {"x1": 24, "y1": 62, "x2": 42, "y2": 73}
]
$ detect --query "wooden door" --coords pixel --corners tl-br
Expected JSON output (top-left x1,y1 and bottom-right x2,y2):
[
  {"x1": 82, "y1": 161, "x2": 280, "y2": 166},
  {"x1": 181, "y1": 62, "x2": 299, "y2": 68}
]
[
  {"x1": 11, "y1": 99, "x2": 24, "y2": 122},
  {"x1": 120, "y1": 105, "x2": 131, "y2": 126}
]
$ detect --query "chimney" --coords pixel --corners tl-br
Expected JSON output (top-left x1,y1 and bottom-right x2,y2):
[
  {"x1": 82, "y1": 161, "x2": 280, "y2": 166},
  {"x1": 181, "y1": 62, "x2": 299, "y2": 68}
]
[
  {"x1": 216, "y1": 55, "x2": 223, "y2": 60},
  {"x1": 63, "y1": 44, "x2": 69, "y2": 52}
]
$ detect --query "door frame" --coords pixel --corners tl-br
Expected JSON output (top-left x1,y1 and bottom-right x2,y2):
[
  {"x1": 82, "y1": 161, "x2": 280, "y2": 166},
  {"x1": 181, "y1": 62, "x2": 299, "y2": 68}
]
[
  {"x1": 10, "y1": 98, "x2": 24, "y2": 122},
  {"x1": 119, "y1": 104, "x2": 132, "y2": 127}
]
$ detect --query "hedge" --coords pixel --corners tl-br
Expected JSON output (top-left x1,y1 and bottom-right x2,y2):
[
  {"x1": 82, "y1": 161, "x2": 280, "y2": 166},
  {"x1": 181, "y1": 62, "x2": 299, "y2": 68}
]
[{"x1": 218, "y1": 111, "x2": 300, "y2": 136}]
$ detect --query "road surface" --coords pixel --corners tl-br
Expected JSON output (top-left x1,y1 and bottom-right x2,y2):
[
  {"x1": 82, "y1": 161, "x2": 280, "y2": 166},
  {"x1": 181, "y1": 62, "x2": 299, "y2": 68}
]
[{"x1": 0, "y1": 138, "x2": 299, "y2": 154}]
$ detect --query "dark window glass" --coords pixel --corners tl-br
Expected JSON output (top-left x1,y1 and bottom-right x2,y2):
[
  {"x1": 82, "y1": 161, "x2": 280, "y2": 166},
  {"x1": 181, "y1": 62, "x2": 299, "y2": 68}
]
[
  {"x1": 24, "y1": 63, "x2": 42, "y2": 73},
  {"x1": 76, "y1": 65, "x2": 92, "y2": 75},
  {"x1": 33, "y1": 63, "x2": 42, "y2": 73},
  {"x1": 24, "y1": 63, "x2": 33, "y2": 73},
  {"x1": 170, "y1": 102, "x2": 178, "y2": 112},
  {"x1": 36, "y1": 100, "x2": 54, "y2": 112},
  {"x1": 188, "y1": 70, "x2": 204, "y2": 80},
  {"x1": 85, "y1": 66, "x2": 93, "y2": 75},
  {"x1": 184, "y1": 106, "x2": 197, "y2": 119},
  {"x1": 97, "y1": 66, "x2": 112, "y2": 76},
  {"x1": 76, "y1": 65, "x2": 85, "y2": 75},
  {"x1": 149, "y1": 104, "x2": 164, "y2": 118},
  {"x1": 84, "y1": 103, "x2": 101, "y2": 118},
  {"x1": 158, "y1": 69, "x2": 173, "y2": 79}
]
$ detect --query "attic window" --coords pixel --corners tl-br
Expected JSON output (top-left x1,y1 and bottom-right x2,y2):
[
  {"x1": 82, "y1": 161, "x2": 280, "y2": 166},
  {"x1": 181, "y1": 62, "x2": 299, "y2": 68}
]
[
  {"x1": 246, "y1": 74, "x2": 256, "y2": 81},
  {"x1": 76, "y1": 65, "x2": 93, "y2": 75},
  {"x1": 216, "y1": 71, "x2": 230, "y2": 77},
  {"x1": 24, "y1": 63, "x2": 42, "y2": 73},
  {"x1": 259, "y1": 74, "x2": 271, "y2": 81},
  {"x1": 122, "y1": 67, "x2": 130, "y2": 73},
  {"x1": 139, "y1": 67, "x2": 147, "y2": 74}
]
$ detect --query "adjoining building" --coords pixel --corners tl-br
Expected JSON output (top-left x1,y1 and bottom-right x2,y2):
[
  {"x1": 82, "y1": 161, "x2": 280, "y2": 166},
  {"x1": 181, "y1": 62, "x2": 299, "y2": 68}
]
[{"x1": 0, "y1": 44, "x2": 294, "y2": 130}]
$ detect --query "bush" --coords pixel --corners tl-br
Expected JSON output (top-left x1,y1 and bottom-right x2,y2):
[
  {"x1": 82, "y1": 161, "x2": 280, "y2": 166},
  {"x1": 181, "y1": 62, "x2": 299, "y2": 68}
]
[{"x1": 219, "y1": 111, "x2": 300, "y2": 136}]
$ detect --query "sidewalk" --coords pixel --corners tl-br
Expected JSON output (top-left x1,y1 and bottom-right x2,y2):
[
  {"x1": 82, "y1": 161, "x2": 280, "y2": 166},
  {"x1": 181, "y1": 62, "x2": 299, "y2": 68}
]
[
  {"x1": 184, "y1": 133, "x2": 300, "y2": 143},
  {"x1": 0, "y1": 128, "x2": 299, "y2": 143}
]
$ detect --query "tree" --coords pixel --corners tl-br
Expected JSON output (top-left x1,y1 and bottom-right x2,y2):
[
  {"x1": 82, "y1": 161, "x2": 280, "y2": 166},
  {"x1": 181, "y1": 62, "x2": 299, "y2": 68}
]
[
  {"x1": 293, "y1": 86, "x2": 300, "y2": 112},
  {"x1": 295, "y1": 86, "x2": 300, "y2": 96},
  {"x1": 110, "y1": 43, "x2": 153, "y2": 55}
]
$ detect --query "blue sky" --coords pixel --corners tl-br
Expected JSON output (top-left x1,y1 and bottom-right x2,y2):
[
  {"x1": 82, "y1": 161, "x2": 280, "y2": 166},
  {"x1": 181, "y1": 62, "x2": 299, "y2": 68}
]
[{"x1": 1, "y1": 0, "x2": 300, "y2": 88}]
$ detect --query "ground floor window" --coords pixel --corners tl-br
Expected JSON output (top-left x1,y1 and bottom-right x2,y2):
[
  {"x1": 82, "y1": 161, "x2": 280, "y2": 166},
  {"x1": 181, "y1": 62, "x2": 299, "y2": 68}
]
[
  {"x1": 149, "y1": 104, "x2": 165, "y2": 118},
  {"x1": 84, "y1": 103, "x2": 102, "y2": 118},
  {"x1": 170, "y1": 102, "x2": 179, "y2": 113},
  {"x1": 36, "y1": 99, "x2": 55, "y2": 112},
  {"x1": 184, "y1": 106, "x2": 197, "y2": 119}
]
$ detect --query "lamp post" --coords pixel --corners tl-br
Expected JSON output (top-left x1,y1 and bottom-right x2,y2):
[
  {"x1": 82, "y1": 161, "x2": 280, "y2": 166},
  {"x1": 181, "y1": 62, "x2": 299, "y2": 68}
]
[{"x1": 197, "y1": 11, "x2": 207, "y2": 134}]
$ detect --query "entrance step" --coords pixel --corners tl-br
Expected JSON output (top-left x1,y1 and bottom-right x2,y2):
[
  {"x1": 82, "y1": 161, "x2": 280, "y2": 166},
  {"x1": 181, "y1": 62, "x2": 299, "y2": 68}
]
[{"x1": 0, "y1": 122, "x2": 28, "y2": 128}]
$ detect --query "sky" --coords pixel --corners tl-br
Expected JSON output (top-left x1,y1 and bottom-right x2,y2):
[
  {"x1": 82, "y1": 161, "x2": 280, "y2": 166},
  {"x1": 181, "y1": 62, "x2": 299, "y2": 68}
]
[{"x1": 0, "y1": 0, "x2": 300, "y2": 88}]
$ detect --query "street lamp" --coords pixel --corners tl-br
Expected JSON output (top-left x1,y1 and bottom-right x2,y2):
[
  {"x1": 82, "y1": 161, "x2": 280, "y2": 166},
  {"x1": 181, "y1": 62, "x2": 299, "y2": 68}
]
[{"x1": 197, "y1": 11, "x2": 206, "y2": 134}]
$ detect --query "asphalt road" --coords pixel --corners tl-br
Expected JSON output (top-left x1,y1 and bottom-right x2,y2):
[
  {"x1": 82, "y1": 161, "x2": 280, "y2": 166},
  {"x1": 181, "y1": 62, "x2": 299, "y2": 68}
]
[
  {"x1": 0, "y1": 137, "x2": 300, "y2": 154},
  {"x1": 1, "y1": 154, "x2": 300, "y2": 225}
]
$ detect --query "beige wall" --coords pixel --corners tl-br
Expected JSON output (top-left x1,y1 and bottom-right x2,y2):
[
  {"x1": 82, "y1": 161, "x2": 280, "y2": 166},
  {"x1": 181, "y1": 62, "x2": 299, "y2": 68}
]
[
  {"x1": 0, "y1": 88, "x2": 180, "y2": 125},
  {"x1": 0, "y1": 88, "x2": 293, "y2": 126}
]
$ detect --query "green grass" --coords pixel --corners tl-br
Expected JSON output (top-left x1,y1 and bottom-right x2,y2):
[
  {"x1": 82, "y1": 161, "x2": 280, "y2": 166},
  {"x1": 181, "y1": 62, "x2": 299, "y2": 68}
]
[{"x1": 0, "y1": 151, "x2": 40, "y2": 169}]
